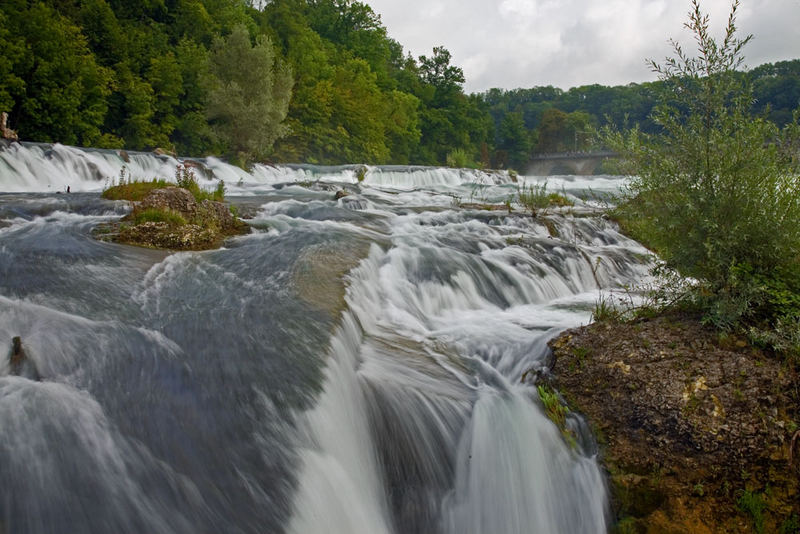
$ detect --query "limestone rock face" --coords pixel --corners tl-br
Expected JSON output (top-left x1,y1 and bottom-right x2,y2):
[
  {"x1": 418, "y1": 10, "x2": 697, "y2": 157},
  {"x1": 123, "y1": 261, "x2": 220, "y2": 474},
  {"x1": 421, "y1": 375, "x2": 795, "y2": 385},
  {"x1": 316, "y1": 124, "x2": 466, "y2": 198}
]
[
  {"x1": 199, "y1": 199, "x2": 237, "y2": 230},
  {"x1": 548, "y1": 315, "x2": 799, "y2": 533},
  {"x1": 140, "y1": 187, "x2": 198, "y2": 217},
  {"x1": 118, "y1": 222, "x2": 218, "y2": 249}
]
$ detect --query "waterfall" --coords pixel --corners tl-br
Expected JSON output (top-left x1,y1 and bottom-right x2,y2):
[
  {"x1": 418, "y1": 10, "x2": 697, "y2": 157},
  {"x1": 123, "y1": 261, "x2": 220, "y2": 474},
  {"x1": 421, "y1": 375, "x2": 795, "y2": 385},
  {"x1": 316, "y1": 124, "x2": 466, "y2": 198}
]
[{"x1": 0, "y1": 142, "x2": 651, "y2": 533}]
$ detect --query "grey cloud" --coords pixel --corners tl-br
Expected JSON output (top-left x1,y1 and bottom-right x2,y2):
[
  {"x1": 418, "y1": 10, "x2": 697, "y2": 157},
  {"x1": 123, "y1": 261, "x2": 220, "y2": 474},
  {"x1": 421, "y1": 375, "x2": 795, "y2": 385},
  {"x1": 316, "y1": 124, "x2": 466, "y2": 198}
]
[{"x1": 367, "y1": 0, "x2": 799, "y2": 92}]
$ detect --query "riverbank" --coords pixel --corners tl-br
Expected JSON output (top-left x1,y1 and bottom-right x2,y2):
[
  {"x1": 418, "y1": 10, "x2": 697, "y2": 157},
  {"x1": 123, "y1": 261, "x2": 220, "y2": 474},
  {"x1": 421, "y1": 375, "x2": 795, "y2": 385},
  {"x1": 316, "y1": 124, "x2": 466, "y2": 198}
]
[{"x1": 548, "y1": 313, "x2": 799, "y2": 533}]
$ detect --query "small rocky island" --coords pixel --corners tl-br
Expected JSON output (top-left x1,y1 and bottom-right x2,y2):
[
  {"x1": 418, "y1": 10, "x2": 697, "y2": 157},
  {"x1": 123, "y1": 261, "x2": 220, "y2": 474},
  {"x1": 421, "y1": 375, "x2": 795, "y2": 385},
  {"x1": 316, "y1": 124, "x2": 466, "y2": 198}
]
[
  {"x1": 96, "y1": 166, "x2": 249, "y2": 250},
  {"x1": 548, "y1": 314, "x2": 799, "y2": 533}
]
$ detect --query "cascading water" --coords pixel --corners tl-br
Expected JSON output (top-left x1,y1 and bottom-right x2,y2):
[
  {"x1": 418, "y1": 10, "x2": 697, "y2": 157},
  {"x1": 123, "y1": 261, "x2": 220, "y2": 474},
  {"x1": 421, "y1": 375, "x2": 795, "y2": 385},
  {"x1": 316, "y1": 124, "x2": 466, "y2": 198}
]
[{"x1": 0, "y1": 142, "x2": 652, "y2": 533}]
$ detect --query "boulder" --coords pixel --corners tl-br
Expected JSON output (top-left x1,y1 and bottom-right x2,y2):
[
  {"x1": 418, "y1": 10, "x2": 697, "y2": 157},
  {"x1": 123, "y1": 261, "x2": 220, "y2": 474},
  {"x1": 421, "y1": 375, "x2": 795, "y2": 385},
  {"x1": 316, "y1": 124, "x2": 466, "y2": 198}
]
[
  {"x1": 140, "y1": 187, "x2": 198, "y2": 218},
  {"x1": 199, "y1": 199, "x2": 237, "y2": 230},
  {"x1": 107, "y1": 186, "x2": 248, "y2": 250},
  {"x1": 9, "y1": 336, "x2": 40, "y2": 381}
]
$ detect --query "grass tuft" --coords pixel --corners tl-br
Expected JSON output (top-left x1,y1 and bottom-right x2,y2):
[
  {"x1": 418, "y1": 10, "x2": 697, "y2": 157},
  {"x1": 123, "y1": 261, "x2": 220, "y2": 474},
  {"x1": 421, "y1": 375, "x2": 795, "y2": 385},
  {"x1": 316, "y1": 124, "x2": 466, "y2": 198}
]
[{"x1": 132, "y1": 208, "x2": 186, "y2": 226}]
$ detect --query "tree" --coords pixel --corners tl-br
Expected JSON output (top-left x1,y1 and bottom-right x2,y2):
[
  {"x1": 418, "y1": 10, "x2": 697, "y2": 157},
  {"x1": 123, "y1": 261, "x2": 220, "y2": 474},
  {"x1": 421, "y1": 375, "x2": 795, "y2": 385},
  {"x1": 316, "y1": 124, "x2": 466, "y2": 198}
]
[
  {"x1": 206, "y1": 24, "x2": 293, "y2": 164},
  {"x1": 497, "y1": 112, "x2": 532, "y2": 169},
  {"x1": 535, "y1": 108, "x2": 568, "y2": 152},
  {"x1": 1, "y1": 1, "x2": 112, "y2": 145},
  {"x1": 606, "y1": 0, "x2": 800, "y2": 337}
]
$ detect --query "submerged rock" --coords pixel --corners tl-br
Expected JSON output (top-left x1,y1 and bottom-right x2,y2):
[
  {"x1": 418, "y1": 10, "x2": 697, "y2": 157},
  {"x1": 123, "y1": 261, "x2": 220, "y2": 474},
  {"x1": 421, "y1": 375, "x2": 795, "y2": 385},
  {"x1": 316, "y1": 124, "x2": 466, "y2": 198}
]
[
  {"x1": 548, "y1": 314, "x2": 799, "y2": 533},
  {"x1": 9, "y1": 336, "x2": 41, "y2": 381}
]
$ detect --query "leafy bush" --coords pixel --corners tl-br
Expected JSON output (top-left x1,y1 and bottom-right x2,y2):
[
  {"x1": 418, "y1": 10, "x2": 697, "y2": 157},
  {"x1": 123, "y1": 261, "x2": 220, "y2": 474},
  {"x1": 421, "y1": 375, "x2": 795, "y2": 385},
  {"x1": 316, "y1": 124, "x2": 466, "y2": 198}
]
[
  {"x1": 604, "y1": 1, "x2": 800, "y2": 350},
  {"x1": 518, "y1": 182, "x2": 550, "y2": 216},
  {"x1": 445, "y1": 148, "x2": 477, "y2": 169}
]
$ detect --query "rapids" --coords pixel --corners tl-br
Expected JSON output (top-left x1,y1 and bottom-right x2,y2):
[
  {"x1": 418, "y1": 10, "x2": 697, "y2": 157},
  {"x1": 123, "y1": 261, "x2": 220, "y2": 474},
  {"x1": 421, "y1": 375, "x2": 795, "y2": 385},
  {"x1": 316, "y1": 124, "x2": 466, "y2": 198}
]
[{"x1": 0, "y1": 143, "x2": 651, "y2": 533}]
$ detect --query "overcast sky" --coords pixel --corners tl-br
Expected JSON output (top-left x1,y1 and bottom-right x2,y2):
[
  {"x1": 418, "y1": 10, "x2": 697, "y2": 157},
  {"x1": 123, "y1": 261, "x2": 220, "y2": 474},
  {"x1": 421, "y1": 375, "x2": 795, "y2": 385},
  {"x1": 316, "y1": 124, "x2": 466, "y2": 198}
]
[{"x1": 366, "y1": 0, "x2": 800, "y2": 93}]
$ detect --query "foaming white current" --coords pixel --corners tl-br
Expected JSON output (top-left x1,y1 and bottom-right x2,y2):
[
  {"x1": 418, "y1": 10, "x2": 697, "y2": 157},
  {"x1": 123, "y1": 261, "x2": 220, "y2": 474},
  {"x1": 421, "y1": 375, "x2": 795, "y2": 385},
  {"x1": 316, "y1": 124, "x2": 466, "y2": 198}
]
[
  {"x1": 1, "y1": 143, "x2": 650, "y2": 534},
  {"x1": 283, "y1": 186, "x2": 650, "y2": 532},
  {"x1": 1, "y1": 142, "x2": 518, "y2": 193}
]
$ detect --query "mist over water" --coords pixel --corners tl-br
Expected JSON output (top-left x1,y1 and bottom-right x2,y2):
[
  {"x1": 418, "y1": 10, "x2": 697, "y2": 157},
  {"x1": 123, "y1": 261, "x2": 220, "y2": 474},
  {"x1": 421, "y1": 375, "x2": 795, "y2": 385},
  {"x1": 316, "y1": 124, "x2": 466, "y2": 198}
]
[{"x1": 0, "y1": 143, "x2": 650, "y2": 533}]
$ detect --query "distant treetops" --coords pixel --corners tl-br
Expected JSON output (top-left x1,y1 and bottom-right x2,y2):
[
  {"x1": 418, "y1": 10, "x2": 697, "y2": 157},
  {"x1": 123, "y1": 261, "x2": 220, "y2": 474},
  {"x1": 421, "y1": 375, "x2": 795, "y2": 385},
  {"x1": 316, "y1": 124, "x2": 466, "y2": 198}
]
[{"x1": 0, "y1": 0, "x2": 797, "y2": 168}]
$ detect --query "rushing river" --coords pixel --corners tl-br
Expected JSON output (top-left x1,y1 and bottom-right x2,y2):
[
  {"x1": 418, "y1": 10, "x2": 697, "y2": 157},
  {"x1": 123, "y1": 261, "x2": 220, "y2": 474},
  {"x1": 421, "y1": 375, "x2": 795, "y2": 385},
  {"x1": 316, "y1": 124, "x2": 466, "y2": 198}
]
[{"x1": 0, "y1": 142, "x2": 650, "y2": 534}]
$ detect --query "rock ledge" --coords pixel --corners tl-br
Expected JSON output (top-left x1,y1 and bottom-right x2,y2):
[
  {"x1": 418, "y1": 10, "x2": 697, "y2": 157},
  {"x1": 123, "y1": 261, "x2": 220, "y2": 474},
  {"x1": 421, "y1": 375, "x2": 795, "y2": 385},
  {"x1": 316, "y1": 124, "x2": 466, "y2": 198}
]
[{"x1": 548, "y1": 313, "x2": 799, "y2": 533}]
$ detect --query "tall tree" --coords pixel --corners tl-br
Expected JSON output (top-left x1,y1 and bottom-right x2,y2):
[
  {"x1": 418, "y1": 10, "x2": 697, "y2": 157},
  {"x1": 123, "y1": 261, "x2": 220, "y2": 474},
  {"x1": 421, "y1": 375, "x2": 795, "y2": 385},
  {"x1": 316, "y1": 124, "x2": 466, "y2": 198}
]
[{"x1": 206, "y1": 24, "x2": 293, "y2": 164}]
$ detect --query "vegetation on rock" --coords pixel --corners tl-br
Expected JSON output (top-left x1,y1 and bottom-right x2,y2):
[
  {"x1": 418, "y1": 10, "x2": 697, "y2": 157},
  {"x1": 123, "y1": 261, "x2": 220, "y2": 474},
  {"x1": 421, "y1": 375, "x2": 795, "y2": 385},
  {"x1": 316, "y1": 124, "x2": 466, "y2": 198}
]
[
  {"x1": 100, "y1": 164, "x2": 247, "y2": 250},
  {"x1": 517, "y1": 182, "x2": 573, "y2": 217},
  {"x1": 101, "y1": 178, "x2": 171, "y2": 201}
]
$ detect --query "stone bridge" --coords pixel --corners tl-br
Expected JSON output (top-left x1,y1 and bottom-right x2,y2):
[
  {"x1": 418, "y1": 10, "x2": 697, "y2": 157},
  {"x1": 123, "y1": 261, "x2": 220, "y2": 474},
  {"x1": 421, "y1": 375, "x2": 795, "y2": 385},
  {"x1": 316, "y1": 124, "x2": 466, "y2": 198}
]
[{"x1": 525, "y1": 151, "x2": 618, "y2": 176}]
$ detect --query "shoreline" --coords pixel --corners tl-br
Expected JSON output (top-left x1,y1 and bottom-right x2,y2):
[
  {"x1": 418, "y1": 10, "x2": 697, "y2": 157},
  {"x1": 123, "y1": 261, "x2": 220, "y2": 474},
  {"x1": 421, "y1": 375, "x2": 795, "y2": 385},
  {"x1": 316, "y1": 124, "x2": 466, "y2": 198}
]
[{"x1": 548, "y1": 313, "x2": 799, "y2": 533}]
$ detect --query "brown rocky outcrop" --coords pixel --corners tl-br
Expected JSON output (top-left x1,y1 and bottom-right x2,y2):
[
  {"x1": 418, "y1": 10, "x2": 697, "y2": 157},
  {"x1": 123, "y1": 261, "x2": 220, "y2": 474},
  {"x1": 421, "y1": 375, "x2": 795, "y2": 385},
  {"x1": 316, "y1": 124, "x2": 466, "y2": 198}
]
[
  {"x1": 140, "y1": 187, "x2": 198, "y2": 217},
  {"x1": 548, "y1": 314, "x2": 799, "y2": 533},
  {"x1": 1, "y1": 112, "x2": 19, "y2": 141},
  {"x1": 99, "y1": 186, "x2": 248, "y2": 250}
]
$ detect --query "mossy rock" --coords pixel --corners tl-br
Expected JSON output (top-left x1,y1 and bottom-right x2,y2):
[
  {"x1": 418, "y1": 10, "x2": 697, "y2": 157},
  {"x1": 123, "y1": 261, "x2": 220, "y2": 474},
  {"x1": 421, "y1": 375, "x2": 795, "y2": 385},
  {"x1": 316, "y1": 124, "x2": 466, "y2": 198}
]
[{"x1": 101, "y1": 186, "x2": 248, "y2": 250}]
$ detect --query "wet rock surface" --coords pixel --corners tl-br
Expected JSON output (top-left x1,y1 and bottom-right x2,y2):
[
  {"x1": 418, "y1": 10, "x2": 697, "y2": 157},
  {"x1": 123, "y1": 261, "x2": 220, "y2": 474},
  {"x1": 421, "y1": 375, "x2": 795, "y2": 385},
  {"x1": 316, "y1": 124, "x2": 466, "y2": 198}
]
[{"x1": 548, "y1": 313, "x2": 800, "y2": 533}]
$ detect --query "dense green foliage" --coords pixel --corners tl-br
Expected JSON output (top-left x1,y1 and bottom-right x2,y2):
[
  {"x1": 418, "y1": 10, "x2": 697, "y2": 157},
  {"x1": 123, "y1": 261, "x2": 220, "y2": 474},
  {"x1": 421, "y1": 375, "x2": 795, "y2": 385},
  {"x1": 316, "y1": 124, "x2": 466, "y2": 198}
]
[
  {"x1": 0, "y1": 0, "x2": 491, "y2": 166},
  {"x1": 206, "y1": 25, "x2": 293, "y2": 164},
  {"x1": 0, "y1": 0, "x2": 798, "y2": 169},
  {"x1": 175, "y1": 164, "x2": 225, "y2": 202},
  {"x1": 480, "y1": 59, "x2": 800, "y2": 168},
  {"x1": 605, "y1": 1, "x2": 800, "y2": 357}
]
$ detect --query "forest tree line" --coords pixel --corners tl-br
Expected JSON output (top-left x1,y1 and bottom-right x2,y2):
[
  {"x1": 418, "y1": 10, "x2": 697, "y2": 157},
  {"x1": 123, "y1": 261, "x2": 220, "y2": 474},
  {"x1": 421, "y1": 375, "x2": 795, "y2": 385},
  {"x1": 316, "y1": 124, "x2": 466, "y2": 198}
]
[{"x1": 1, "y1": 0, "x2": 798, "y2": 169}]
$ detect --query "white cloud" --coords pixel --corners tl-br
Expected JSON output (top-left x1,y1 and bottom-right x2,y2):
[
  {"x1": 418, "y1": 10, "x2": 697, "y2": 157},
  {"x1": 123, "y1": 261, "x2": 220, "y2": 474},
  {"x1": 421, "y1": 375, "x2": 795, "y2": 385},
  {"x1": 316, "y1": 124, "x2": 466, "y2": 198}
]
[{"x1": 367, "y1": 0, "x2": 800, "y2": 92}]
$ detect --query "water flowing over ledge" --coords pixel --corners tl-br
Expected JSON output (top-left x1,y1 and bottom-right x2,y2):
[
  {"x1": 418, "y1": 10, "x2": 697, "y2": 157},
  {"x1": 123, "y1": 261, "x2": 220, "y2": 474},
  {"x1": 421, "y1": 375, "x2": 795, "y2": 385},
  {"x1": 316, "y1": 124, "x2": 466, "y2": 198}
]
[
  {"x1": 1, "y1": 141, "x2": 651, "y2": 533},
  {"x1": 0, "y1": 142, "x2": 514, "y2": 193}
]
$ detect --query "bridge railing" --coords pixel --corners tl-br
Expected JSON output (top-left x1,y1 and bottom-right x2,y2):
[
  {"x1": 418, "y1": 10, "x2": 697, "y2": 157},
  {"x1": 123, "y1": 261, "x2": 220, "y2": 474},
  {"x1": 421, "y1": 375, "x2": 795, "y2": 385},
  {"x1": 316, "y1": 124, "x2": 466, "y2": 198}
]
[{"x1": 529, "y1": 151, "x2": 618, "y2": 160}]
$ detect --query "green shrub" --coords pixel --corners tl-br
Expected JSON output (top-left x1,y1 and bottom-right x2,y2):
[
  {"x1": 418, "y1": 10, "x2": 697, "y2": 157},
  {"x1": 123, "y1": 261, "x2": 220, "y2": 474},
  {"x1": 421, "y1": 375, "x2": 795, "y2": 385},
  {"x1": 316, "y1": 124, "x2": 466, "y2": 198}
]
[
  {"x1": 546, "y1": 192, "x2": 573, "y2": 207},
  {"x1": 604, "y1": 0, "x2": 800, "y2": 347},
  {"x1": 517, "y1": 182, "x2": 573, "y2": 216},
  {"x1": 445, "y1": 148, "x2": 477, "y2": 169},
  {"x1": 780, "y1": 514, "x2": 799, "y2": 534},
  {"x1": 592, "y1": 294, "x2": 623, "y2": 322}
]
